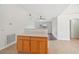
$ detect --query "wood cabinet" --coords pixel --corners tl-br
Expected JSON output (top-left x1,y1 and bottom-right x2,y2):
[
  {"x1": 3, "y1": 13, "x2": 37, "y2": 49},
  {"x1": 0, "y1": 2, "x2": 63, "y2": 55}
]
[
  {"x1": 17, "y1": 36, "x2": 30, "y2": 53},
  {"x1": 17, "y1": 38, "x2": 23, "y2": 51},
  {"x1": 17, "y1": 35, "x2": 48, "y2": 54},
  {"x1": 31, "y1": 37, "x2": 48, "y2": 54},
  {"x1": 22, "y1": 36, "x2": 30, "y2": 53}
]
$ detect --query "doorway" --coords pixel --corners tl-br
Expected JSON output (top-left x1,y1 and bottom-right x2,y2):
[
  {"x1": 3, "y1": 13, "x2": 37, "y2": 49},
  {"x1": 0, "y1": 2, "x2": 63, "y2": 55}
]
[{"x1": 70, "y1": 19, "x2": 79, "y2": 40}]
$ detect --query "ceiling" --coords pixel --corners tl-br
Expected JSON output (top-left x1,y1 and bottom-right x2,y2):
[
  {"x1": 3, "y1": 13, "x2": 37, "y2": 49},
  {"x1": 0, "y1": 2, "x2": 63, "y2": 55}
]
[
  {"x1": 61, "y1": 4, "x2": 79, "y2": 15},
  {"x1": 18, "y1": 4, "x2": 69, "y2": 19}
]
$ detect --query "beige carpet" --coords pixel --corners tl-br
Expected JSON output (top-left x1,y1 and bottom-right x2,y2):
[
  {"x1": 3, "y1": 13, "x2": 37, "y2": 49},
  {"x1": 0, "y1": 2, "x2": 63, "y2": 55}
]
[{"x1": 0, "y1": 39, "x2": 79, "y2": 54}]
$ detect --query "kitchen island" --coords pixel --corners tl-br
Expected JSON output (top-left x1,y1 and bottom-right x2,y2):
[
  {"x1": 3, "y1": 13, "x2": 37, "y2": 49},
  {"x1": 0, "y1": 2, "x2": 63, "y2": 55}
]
[{"x1": 16, "y1": 33, "x2": 48, "y2": 54}]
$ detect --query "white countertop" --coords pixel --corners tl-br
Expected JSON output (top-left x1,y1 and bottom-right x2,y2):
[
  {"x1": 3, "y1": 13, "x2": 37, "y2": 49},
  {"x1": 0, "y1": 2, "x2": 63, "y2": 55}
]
[
  {"x1": 17, "y1": 33, "x2": 48, "y2": 37},
  {"x1": 17, "y1": 28, "x2": 48, "y2": 37}
]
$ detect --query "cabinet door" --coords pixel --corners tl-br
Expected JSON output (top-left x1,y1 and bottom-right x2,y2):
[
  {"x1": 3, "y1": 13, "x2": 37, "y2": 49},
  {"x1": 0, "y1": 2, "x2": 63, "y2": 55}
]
[
  {"x1": 39, "y1": 39, "x2": 48, "y2": 54},
  {"x1": 31, "y1": 37, "x2": 48, "y2": 54},
  {"x1": 17, "y1": 36, "x2": 23, "y2": 52},
  {"x1": 31, "y1": 39, "x2": 39, "y2": 54},
  {"x1": 23, "y1": 36, "x2": 30, "y2": 53}
]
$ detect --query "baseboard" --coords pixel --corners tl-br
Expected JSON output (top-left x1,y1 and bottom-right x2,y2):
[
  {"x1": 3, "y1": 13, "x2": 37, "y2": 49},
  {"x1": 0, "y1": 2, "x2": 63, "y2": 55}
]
[
  {"x1": 71, "y1": 38, "x2": 79, "y2": 39},
  {"x1": 57, "y1": 38, "x2": 70, "y2": 40},
  {"x1": 0, "y1": 41, "x2": 16, "y2": 51}
]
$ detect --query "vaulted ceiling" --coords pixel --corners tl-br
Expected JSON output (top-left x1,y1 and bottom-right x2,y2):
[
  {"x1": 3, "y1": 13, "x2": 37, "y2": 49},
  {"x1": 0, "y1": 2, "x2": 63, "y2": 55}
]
[
  {"x1": 61, "y1": 4, "x2": 79, "y2": 15},
  {"x1": 18, "y1": 4, "x2": 69, "y2": 19}
]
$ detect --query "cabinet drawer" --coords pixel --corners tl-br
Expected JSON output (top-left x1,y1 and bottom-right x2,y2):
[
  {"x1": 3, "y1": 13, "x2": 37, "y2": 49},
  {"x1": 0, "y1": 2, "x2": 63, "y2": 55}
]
[{"x1": 17, "y1": 36, "x2": 30, "y2": 40}]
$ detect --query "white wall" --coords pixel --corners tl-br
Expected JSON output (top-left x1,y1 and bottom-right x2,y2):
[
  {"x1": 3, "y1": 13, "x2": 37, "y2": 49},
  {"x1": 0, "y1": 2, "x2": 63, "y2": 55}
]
[
  {"x1": 57, "y1": 5, "x2": 79, "y2": 40},
  {"x1": 51, "y1": 17, "x2": 57, "y2": 37},
  {"x1": 57, "y1": 15, "x2": 70, "y2": 40},
  {"x1": 57, "y1": 14, "x2": 79, "y2": 40},
  {"x1": 0, "y1": 5, "x2": 36, "y2": 35},
  {"x1": 0, "y1": 29, "x2": 6, "y2": 48},
  {"x1": 0, "y1": 4, "x2": 36, "y2": 48}
]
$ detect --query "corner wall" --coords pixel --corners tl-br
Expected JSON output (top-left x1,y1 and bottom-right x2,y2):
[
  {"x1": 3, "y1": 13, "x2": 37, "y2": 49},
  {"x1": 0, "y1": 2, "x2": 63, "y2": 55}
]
[
  {"x1": 57, "y1": 5, "x2": 79, "y2": 40},
  {"x1": 57, "y1": 15, "x2": 70, "y2": 40},
  {"x1": 0, "y1": 5, "x2": 37, "y2": 49}
]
